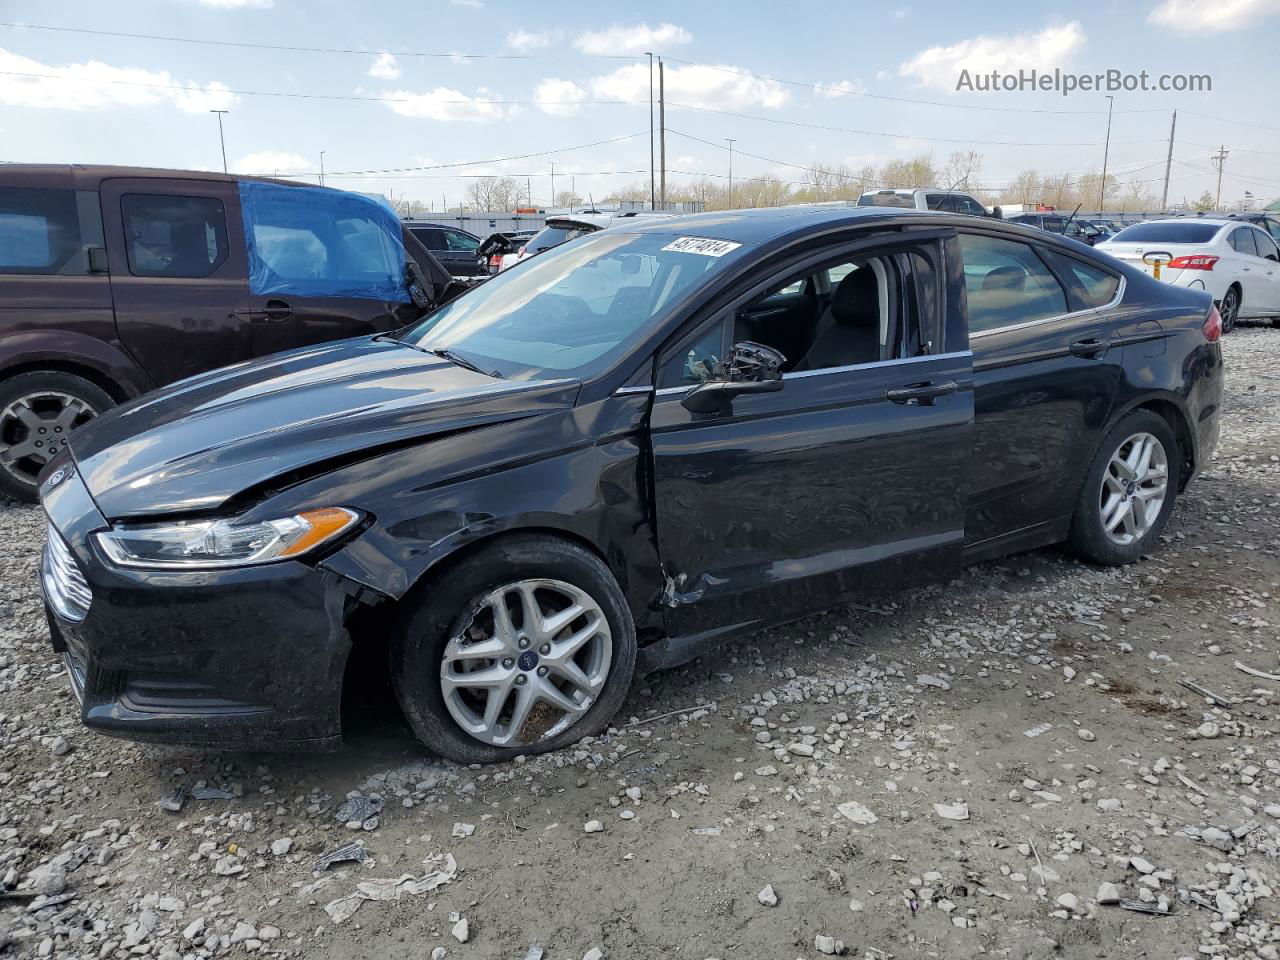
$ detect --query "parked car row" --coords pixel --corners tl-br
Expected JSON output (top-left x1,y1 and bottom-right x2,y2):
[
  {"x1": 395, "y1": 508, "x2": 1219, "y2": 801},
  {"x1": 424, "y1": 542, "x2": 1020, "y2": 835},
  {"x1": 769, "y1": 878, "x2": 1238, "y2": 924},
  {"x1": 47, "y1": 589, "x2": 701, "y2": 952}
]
[
  {"x1": 0, "y1": 165, "x2": 464, "y2": 502},
  {"x1": 36, "y1": 203, "x2": 1224, "y2": 763}
]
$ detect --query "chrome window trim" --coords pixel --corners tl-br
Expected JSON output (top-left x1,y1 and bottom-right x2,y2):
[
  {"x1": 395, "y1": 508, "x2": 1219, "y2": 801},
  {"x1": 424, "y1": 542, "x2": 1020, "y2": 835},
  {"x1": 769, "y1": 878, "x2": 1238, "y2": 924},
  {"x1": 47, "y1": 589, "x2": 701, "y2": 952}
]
[
  {"x1": 968, "y1": 274, "x2": 1126, "y2": 341},
  {"x1": 644, "y1": 350, "x2": 973, "y2": 397}
]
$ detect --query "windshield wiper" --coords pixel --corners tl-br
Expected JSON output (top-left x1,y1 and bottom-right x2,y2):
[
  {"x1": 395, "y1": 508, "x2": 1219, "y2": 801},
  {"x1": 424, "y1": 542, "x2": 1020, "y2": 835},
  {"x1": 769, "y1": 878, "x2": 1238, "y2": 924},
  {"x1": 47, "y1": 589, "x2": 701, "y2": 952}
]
[{"x1": 429, "y1": 347, "x2": 503, "y2": 379}]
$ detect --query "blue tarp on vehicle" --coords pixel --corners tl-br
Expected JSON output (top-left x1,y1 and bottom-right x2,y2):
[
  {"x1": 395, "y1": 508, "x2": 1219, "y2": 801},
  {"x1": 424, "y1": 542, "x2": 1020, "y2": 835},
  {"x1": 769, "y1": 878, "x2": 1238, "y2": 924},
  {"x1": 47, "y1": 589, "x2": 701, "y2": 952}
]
[{"x1": 239, "y1": 182, "x2": 410, "y2": 303}]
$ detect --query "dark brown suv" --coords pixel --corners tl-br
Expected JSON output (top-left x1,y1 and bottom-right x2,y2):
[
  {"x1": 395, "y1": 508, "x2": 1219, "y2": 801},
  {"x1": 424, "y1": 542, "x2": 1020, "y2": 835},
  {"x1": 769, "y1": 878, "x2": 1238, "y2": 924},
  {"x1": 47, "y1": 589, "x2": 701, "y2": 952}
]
[{"x1": 0, "y1": 165, "x2": 453, "y2": 501}]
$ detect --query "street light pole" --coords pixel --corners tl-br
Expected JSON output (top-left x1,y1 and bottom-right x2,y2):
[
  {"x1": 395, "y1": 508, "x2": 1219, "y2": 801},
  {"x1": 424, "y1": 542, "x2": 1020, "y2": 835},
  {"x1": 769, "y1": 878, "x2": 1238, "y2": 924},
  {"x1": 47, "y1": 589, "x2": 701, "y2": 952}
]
[
  {"x1": 647, "y1": 52, "x2": 656, "y2": 211},
  {"x1": 1098, "y1": 95, "x2": 1114, "y2": 210},
  {"x1": 725, "y1": 139, "x2": 736, "y2": 210},
  {"x1": 550, "y1": 162, "x2": 556, "y2": 209},
  {"x1": 319, "y1": 151, "x2": 326, "y2": 187},
  {"x1": 209, "y1": 110, "x2": 228, "y2": 174}
]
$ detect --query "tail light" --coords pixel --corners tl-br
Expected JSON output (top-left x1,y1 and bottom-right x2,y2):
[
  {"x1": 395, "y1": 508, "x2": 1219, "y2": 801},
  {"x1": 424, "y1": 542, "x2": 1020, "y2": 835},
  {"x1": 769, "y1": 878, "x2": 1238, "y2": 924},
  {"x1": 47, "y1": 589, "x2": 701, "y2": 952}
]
[
  {"x1": 1202, "y1": 305, "x2": 1222, "y2": 343},
  {"x1": 1167, "y1": 254, "x2": 1218, "y2": 270},
  {"x1": 488, "y1": 254, "x2": 502, "y2": 272}
]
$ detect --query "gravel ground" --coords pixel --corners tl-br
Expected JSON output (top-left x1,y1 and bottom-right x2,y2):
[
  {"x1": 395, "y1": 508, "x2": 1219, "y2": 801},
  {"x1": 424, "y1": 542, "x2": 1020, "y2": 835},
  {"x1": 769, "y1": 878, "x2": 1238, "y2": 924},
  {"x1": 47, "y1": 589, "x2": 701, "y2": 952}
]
[{"x1": 2, "y1": 327, "x2": 1279, "y2": 960}]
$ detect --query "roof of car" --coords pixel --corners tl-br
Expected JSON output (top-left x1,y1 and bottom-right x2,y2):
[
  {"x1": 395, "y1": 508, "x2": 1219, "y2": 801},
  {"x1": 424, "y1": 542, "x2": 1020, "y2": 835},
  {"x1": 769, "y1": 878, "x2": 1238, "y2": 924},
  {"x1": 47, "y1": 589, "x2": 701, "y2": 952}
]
[
  {"x1": 1122, "y1": 217, "x2": 1240, "y2": 228},
  {"x1": 0, "y1": 163, "x2": 316, "y2": 189}
]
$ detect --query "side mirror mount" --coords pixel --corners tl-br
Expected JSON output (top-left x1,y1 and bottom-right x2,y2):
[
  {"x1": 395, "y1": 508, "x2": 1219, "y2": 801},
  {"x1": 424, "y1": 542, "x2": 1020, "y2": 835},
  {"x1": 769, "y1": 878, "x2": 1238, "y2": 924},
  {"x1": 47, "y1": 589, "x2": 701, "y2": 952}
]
[
  {"x1": 681, "y1": 341, "x2": 785, "y2": 415},
  {"x1": 991, "y1": 205, "x2": 1003, "y2": 220}
]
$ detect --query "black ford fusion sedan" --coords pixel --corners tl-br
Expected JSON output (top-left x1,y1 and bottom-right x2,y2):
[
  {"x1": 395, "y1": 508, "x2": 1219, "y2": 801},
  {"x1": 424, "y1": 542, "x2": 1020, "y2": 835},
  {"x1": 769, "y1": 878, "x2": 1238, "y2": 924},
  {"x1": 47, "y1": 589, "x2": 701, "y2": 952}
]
[{"x1": 39, "y1": 207, "x2": 1222, "y2": 764}]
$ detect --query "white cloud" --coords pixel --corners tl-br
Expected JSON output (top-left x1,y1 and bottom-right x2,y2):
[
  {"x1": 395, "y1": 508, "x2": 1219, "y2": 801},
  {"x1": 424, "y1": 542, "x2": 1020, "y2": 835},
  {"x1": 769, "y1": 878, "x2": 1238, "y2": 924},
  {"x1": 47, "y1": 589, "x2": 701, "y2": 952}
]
[
  {"x1": 1148, "y1": 0, "x2": 1280, "y2": 32},
  {"x1": 534, "y1": 78, "x2": 586, "y2": 116},
  {"x1": 198, "y1": 0, "x2": 272, "y2": 6},
  {"x1": 898, "y1": 21, "x2": 1086, "y2": 92},
  {"x1": 368, "y1": 52, "x2": 401, "y2": 80},
  {"x1": 591, "y1": 62, "x2": 786, "y2": 110},
  {"x1": 0, "y1": 47, "x2": 236, "y2": 112},
  {"x1": 813, "y1": 79, "x2": 866, "y2": 99},
  {"x1": 574, "y1": 22, "x2": 692, "y2": 56},
  {"x1": 382, "y1": 86, "x2": 504, "y2": 121},
  {"x1": 235, "y1": 151, "x2": 311, "y2": 175},
  {"x1": 505, "y1": 28, "x2": 557, "y2": 51},
  {"x1": 450, "y1": 0, "x2": 483, "y2": 7}
]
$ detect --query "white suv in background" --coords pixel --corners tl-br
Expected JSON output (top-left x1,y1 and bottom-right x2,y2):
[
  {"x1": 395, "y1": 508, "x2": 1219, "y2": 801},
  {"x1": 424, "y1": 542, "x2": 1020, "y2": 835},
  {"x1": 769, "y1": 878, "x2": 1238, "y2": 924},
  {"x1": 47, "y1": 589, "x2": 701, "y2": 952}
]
[
  {"x1": 856, "y1": 188, "x2": 999, "y2": 218},
  {"x1": 499, "y1": 211, "x2": 675, "y2": 272},
  {"x1": 1097, "y1": 218, "x2": 1280, "y2": 332}
]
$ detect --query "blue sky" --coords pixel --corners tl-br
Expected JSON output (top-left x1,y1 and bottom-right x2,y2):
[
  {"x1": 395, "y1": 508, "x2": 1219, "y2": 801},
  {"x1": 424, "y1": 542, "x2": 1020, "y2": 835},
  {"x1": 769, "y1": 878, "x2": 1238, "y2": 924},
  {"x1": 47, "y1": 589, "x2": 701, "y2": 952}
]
[{"x1": 2, "y1": 0, "x2": 1279, "y2": 209}]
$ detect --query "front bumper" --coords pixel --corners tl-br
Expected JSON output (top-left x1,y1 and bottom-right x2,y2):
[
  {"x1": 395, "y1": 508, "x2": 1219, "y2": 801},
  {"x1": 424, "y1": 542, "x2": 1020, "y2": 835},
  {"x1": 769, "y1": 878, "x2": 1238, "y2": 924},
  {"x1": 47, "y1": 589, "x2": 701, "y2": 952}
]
[{"x1": 39, "y1": 467, "x2": 359, "y2": 751}]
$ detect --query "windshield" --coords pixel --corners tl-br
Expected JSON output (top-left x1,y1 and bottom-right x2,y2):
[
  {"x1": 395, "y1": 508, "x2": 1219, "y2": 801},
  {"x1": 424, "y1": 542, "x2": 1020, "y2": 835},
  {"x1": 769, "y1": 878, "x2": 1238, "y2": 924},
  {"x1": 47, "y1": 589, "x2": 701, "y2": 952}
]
[
  {"x1": 1109, "y1": 222, "x2": 1223, "y2": 244},
  {"x1": 403, "y1": 230, "x2": 750, "y2": 380}
]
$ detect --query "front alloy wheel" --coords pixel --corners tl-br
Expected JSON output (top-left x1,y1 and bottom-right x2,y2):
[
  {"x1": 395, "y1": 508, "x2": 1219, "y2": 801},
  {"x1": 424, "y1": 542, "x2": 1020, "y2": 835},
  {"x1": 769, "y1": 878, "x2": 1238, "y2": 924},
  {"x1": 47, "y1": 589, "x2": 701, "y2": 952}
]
[
  {"x1": 0, "y1": 372, "x2": 114, "y2": 502},
  {"x1": 440, "y1": 579, "x2": 612, "y2": 748},
  {"x1": 1219, "y1": 287, "x2": 1239, "y2": 333}
]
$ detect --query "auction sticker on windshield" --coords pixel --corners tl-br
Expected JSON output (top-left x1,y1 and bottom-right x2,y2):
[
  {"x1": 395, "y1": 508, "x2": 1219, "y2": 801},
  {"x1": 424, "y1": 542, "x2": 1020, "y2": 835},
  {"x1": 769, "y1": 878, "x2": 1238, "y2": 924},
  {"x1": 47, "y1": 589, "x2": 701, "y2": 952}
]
[{"x1": 662, "y1": 237, "x2": 743, "y2": 257}]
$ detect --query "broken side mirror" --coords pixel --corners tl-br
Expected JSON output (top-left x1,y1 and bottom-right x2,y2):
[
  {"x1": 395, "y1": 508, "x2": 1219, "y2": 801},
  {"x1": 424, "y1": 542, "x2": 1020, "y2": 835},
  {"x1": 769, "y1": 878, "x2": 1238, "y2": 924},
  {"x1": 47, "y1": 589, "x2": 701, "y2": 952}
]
[
  {"x1": 86, "y1": 245, "x2": 109, "y2": 274},
  {"x1": 681, "y1": 341, "x2": 785, "y2": 415}
]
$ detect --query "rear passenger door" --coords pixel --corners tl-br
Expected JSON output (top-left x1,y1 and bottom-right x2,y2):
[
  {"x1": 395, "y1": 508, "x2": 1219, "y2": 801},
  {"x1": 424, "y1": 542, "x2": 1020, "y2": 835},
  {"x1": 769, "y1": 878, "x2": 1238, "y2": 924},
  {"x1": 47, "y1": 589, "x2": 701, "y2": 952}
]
[
  {"x1": 99, "y1": 178, "x2": 252, "y2": 387},
  {"x1": 958, "y1": 231, "x2": 1124, "y2": 554}
]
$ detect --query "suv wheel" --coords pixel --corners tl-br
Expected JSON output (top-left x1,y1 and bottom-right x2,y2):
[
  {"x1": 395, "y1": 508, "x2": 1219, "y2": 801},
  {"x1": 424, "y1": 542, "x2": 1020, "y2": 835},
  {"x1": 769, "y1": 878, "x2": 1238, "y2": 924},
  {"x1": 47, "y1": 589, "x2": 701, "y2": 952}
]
[
  {"x1": 390, "y1": 535, "x2": 637, "y2": 764},
  {"x1": 1067, "y1": 410, "x2": 1180, "y2": 565},
  {"x1": 0, "y1": 372, "x2": 113, "y2": 503}
]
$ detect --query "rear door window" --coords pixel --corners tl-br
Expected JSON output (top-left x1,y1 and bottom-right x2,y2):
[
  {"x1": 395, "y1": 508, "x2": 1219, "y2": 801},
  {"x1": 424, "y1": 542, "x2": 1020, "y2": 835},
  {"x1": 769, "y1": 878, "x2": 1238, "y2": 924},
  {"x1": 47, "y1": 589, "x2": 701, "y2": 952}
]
[
  {"x1": 410, "y1": 227, "x2": 445, "y2": 250},
  {"x1": 121, "y1": 194, "x2": 229, "y2": 278},
  {"x1": 1230, "y1": 227, "x2": 1259, "y2": 257},
  {"x1": 958, "y1": 233, "x2": 1069, "y2": 334},
  {"x1": 1254, "y1": 229, "x2": 1280, "y2": 261},
  {"x1": 443, "y1": 229, "x2": 480, "y2": 252},
  {"x1": 0, "y1": 186, "x2": 101, "y2": 275}
]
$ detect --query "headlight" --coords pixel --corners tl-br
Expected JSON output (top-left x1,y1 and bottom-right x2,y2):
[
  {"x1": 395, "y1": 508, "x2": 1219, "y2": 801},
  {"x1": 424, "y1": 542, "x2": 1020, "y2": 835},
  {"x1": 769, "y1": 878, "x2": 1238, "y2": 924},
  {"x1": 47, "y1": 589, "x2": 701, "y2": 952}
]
[{"x1": 94, "y1": 507, "x2": 361, "y2": 569}]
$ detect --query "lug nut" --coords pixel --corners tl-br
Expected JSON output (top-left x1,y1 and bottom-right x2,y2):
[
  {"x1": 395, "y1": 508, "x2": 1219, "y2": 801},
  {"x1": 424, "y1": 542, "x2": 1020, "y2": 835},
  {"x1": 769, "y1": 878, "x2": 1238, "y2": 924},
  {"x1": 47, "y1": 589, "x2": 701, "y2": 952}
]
[
  {"x1": 514, "y1": 674, "x2": 527, "y2": 686},
  {"x1": 539, "y1": 644, "x2": 551, "y2": 655},
  {"x1": 536, "y1": 666, "x2": 548, "y2": 677},
  {"x1": 502, "y1": 658, "x2": 514, "y2": 669},
  {"x1": 518, "y1": 637, "x2": 530, "y2": 649}
]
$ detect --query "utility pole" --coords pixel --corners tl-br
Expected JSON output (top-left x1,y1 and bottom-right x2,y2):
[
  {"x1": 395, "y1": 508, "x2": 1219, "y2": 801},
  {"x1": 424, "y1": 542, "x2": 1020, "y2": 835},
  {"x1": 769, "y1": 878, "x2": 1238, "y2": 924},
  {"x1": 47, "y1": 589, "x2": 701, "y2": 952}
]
[
  {"x1": 1098, "y1": 95, "x2": 1114, "y2": 210},
  {"x1": 1160, "y1": 110, "x2": 1177, "y2": 211},
  {"x1": 550, "y1": 162, "x2": 556, "y2": 209},
  {"x1": 1211, "y1": 145, "x2": 1229, "y2": 210},
  {"x1": 210, "y1": 110, "x2": 229, "y2": 174},
  {"x1": 319, "y1": 151, "x2": 326, "y2": 187},
  {"x1": 726, "y1": 139, "x2": 736, "y2": 210},
  {"x1": 647, "y1": 52, "x2": 656, "y2": 211},
  {"x1": 658, "y1": 58, "x2": 666, "y2": 210}
]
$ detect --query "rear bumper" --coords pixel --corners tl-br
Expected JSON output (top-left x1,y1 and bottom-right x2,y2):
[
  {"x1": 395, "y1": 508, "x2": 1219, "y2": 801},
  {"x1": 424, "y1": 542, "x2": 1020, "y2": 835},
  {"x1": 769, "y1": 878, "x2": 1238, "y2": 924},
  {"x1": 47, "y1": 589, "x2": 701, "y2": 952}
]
[{"x1": 39, "y1": 466, "x2": 358, "y2": 751}]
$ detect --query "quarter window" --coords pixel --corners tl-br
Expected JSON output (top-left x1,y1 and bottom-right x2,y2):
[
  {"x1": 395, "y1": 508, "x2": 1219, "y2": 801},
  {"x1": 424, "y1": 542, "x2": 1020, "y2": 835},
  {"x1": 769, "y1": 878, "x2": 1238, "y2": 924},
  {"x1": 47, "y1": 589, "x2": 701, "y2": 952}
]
[
  {"x1": 121, "y1": 194, "x2": 229, "y2": 278},
  {"x1": 1229, "y1": 227, "x2": 1258, "y2": 257},
  {"x1": 958, "y1": 233, "x2": 1069, "y2": 334},
  {"x1": 0, "y1": 187, "x2": 100, "y2": 276},
  {"x1": 1040, "y1": 248, "x2": 1120, "y2": 309}
]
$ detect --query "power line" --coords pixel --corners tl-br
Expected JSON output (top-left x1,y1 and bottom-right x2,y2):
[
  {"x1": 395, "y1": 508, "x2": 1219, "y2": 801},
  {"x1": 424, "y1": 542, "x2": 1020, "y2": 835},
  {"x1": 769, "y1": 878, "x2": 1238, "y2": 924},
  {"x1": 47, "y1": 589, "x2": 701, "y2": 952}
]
[
  {"x1": 0, "y1": 21, "x2": 636, "y2": 60},
  {"x1": 660, "y1": 56, "x2": 1164, "y2": 116},
  {"x1": 665, "y1": 102, "x2": 1167, "y2": 147},
  {"x1": 0, "y1": 70, "x2": 639, "y2": 106}
]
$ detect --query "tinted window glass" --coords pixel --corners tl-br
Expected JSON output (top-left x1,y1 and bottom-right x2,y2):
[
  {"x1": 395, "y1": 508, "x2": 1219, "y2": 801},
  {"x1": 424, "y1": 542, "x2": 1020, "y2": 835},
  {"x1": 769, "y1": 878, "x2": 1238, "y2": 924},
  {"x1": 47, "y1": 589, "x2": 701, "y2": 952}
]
[
  {"x1": 528, "y1": 225, "x2": 593, "y2": 253},
  {"x1": 858, "y1": 192, "x2": 917, "y2": 208},
  {"x1": 410, "y1": 227, "x2": 445, "y2": 250},
  {"x1": 959, "y1": 197, "x2": 987, "y2": 216},
  {"x1": 1230, "y1": 227, "x2": 1258, "y2": 257},
  {"x1": 1265, "y1": 219, "x2": 1280, "y2": 244},
  {"x1": 0, "y1": 187, "x2": 94, "y2": 275},
  {"x1": 660, "y1": 318, "x2": 728, "y2": 387},
  {"x1": 1110, "y1": 222, "x2": 1222, "y2": 243},
  {"x1": 444, "y1": 230, "x2": 480, "y2": 252},
  {"x1": 1041, "y1": 249, "x2": 1120, "y2": 309},
  {"x1": 958, "y1": 233, "x2": 1069, "y2": 334},
  {"x1": 122, "y1": 194, "x2": 228, "y2": 278},
  {"x1": 1255, "y1": 229, "x2": 1280, "y2": 261}
]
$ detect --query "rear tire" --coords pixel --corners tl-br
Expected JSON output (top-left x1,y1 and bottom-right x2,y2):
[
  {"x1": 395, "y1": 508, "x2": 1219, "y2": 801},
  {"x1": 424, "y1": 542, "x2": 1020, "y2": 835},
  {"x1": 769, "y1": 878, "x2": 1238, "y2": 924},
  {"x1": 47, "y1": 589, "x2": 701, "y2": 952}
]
[
  {"x1": 389, "y1": 535, "x2": 637, "y2": 764},
  {"x1": 1068, "y1": 410, "x2": 1180, "y2": 566},
  {"x1": 0, "y1": 372, "x2": 113, "y2": 503},
  {"x1": 1218, "y1": 286, "x2": 1240, "y2": 334}
]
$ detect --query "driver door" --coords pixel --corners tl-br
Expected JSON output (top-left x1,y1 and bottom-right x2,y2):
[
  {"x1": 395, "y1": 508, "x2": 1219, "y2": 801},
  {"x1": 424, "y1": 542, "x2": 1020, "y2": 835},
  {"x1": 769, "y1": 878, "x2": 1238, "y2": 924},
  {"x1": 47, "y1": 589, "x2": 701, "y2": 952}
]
[{"x1": 647, "y1": 236, "x2": 974, "y2": 640}]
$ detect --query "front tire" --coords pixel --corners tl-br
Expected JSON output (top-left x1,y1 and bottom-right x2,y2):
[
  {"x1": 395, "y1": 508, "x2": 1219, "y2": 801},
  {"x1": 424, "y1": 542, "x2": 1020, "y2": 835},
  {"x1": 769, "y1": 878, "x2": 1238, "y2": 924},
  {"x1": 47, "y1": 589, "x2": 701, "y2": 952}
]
[
  {"x1": 1067, "y1": 410, "x2": 1180, "y2": 566},
  {"x1": 390, "y1": 535, "x2": 637, "y2": 764},
  {"x1": 0, "y1": 372, "x2": 113, "y2": 503}
]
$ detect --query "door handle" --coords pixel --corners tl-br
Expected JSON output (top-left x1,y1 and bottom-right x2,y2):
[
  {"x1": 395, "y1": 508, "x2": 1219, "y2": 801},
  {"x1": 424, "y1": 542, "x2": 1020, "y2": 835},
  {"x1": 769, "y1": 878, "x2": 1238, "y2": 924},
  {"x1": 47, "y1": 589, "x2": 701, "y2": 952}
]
[
  {"x1": 262, "y1": 299, "x2": 292, "y2": 321},
  {"x1": 1069, "y1": 337, "x2": 1109, "y2": 358},
  {"x1": 885, "y1": 380, "x2": 958, "y2": 405}
]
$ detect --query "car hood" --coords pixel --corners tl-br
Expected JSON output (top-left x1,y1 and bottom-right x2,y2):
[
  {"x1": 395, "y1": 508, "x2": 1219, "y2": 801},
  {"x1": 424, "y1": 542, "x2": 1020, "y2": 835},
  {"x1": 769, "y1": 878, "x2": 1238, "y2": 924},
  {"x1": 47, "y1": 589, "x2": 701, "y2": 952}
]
[{"x1": 69, "y1": 337, "x2": 578, "y2": 520}]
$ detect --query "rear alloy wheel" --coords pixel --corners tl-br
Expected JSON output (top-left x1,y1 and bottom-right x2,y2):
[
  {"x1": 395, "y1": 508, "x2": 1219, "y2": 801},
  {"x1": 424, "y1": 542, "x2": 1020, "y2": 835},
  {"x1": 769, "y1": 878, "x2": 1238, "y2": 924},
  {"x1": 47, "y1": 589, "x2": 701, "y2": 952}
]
[
  {"x1": 1068, "y1": 410, "x2": 1180, "y2": 565},
  {"x1": 0, "y1": 372, "x2": 113, "y2": 503},
  {"x1": 1219, "y1": 286, "x2": 1240, "y2": 333},
  {"x1": 391, "y1": 535, "x2": 636, "y2": 764}
]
